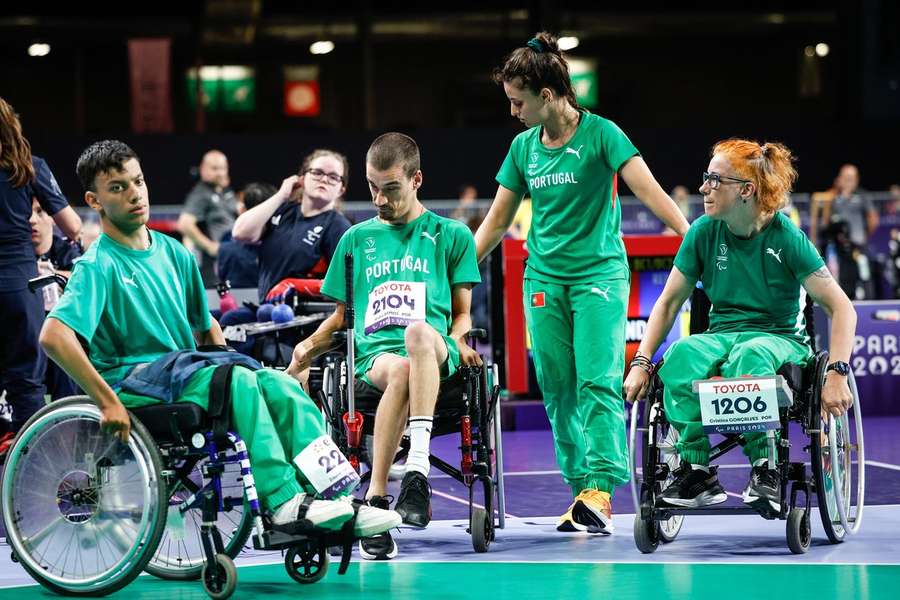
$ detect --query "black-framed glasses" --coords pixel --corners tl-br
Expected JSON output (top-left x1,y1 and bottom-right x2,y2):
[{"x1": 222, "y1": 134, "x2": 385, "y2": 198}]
[
  {"x1": 305, "y1": 168, "x2": 344, "y2": 185},
  {"x1": 702, "y1": 171, "x2": 751, "y2": 190}
]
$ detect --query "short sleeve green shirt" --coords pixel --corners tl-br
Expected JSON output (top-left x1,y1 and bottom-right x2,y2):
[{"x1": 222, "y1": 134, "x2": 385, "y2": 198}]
[
  {"x1": 495, "y1": 111, "x2": 639, "y2": 283},
  {"x1": 673, "y1": 213, "x2": 825, "y2": 344},
  {"x1": 321, "y1": 210, "x2": 481, "y2": 372},
  {"x1": 48, "y1": 231, "x2": 212, "y2": 386}
]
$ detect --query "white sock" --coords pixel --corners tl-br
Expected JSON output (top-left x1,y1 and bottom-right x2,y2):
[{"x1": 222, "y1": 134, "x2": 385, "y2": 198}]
[
  {"x1": 690, "y1": 463, "x2": 710, "y2": 473},
  {"x1": 406, "y1": 416, "x2": 433, "y2": 476}
]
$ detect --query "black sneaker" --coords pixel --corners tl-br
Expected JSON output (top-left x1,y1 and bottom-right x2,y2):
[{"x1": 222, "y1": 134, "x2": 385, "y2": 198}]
[
  {"x1": 659, "y1": 463, "x2": 727, "y2": 507},
  {"x1": 395, "y1": 471, "x2": 432, "y2": 528},
  {"x1": 358, "y1": 496, "x2": 398, "y2": 560},
  {"x1": 743, "y1": 464, "x2": 781, "y2": 513}
]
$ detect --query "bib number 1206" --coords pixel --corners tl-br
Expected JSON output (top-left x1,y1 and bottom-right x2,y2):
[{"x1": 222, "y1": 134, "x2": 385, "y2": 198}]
[{"x1": 710, "y1": 396, "x2": 768, "y2": 415}]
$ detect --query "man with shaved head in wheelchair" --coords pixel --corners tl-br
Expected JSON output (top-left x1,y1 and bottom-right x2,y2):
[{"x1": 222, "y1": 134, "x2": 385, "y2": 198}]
[
  {"x1": 623, "y1": 139, "x2": 857, "y2": 514},
  {"x1": 288, "y1": 132, "x2": 483, "y2": 560},
  {"x1": 39, "y1": 140, "x2": 400, "y2": 541}
]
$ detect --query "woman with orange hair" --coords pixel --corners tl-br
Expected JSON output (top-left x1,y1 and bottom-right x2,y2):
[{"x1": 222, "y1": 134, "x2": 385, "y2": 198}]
[{"x1": 623, "y1": 139, "x2": 857, "y2": 512}]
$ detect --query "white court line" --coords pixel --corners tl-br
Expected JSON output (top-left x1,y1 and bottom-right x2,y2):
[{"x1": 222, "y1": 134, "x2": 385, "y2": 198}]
[
  {"x1": 431, "y1": 488, "x2": 517, "y2": 518},
  {"x1": 866, "y1": 459, "x2": 900, "y2": 472}
]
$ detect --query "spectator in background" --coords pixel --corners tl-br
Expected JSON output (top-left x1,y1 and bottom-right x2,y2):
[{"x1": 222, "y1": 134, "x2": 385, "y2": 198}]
[
  {"x1": 825, "y1": 164, "x2": 878, "y2": 249},
  {"x1": 216, "y1": 182, "x2": 274, "y2": 290},
  {"x1": 30, "y1": 197, "x2": 81, "y2": 400},
  {"x1": 177, "y1": 150, "x2": 237, "y2": 287},
  {"x1": 809, "y1": 179, "x2": 836, "y2": 249},
  {"x1": 232, "y1": 149, "x2": 351, "y2": 303},
  {"x1": 663, "y1": 185, "x2": 692, "y2": 235},
  {"x1": 885, "y1": 184, "x2": 900, "y2": 216},
  {"x1": 0, "y1": 96, "x2": 81, "y2": 459},
  {"x1": 781, "y1": 194, "x2": 801, "y2": 228},
  {"x1": 450, "y1": 184, "x2": 480, "y2": 222}
]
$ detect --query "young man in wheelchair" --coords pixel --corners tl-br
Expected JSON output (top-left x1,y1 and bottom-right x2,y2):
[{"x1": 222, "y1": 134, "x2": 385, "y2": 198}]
[
  {"x1": 623, "y1": 139, "x2": 857, "y2": 513},
  {"x1": 288, "y1": 132, "x2": 483, "y2": 559},
  {"x1": 39, "y1": 140, "x2": 400, "y2": 540}
]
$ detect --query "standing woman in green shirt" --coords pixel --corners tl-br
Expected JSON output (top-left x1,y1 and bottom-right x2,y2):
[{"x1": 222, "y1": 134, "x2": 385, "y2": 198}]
[{"x1": 474, "y1": 32, "x2": 690, "y2": 533}]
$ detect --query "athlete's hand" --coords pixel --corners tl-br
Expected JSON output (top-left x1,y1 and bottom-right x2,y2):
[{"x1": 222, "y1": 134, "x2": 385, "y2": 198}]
[
  {"x1": 278, "y1": 175, "x2": 302, "y2": 202},
  {"x1": 100, "y1": 401, "x2": 131, "y2": 443},
  {"x1": 821, "y1": 375, "x2": 853, "y2": 419},
  {"x1": 623, "y1": 366, "x2": 651, "y2": 404},
  {"x1": 456, "y1": 339, "x2": 484, "y2": 367}
]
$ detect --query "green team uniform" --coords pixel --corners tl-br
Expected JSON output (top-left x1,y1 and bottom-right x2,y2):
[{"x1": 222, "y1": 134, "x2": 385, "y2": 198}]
[
  {"x1": 49, "y1": 231, "x2": 326, "y2": 510},
  {"x1": 659, "y1": 213, "x2": 825, "y2": 464},
  {"x1": 496, "y1": 112, "x2": 639, "y2": 495},
  {"x1": 321, "y1": 210, "x2": 481, "y2": 386}
]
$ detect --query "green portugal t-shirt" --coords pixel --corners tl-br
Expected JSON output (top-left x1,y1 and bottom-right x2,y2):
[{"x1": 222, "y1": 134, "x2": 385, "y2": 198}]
[
  {"x1": 495, "y1": 111, "x2": 639, "y2": 283},
  {"x1": 673, "y1": 213, "x2": 825, "y2": 345},
  {"x1": 48, "y1": 231, "x2": 212, "y2": 386},
  {"x1": 321, "y1": 210, "x2": 481, "y2": 375}
]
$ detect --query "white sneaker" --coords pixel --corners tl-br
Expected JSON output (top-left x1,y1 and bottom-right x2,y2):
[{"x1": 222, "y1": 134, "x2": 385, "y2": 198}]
[
  {"x1": 342, "y1": 496, "x2": 403, "y2": 537},
  {"x1": 272, "y1": 493, "x2": 354, "y2": 533}
]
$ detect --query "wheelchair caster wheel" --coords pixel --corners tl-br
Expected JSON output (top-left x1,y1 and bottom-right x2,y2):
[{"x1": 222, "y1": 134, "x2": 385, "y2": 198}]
[
  {"x1": 633, "y1": 514, "x2": 660, "y2": 554},
  {"x1": 10, "y1": 551, "x2": 18, "y2": 563},
  {"x1": 787, "y1": 507, "x2": 811, "y2": 554},
  {"x1": 285, "y1": 541, "x2": 330, "y2": 584},
  {"x1": 201, "y1": 553, "x2": 237, "y2": 600},
  {"x1": 471, "y1": 507, "x2": 491, "y2": 553}
]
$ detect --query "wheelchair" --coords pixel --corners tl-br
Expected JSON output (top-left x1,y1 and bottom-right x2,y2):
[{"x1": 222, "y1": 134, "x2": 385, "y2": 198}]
[
  {"x1": 629, "y1": 290, "x2": 865, "y2": 554},
  {"x1": 2, "y1": 387, "x2": 360, "y2": 598},
  {"x1": 315, "y1": 329, "x2": 506, "y2": 553}
]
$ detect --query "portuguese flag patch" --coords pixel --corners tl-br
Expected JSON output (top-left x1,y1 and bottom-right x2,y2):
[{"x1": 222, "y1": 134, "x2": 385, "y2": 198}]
[{"x1": 530, "y1": 292, "x2": 545, "y2": 308}]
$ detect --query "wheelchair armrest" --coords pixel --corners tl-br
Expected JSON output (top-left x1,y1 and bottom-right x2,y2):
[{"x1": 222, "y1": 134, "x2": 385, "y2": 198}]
[
  {"x1": 28, "y1": 273, "x2": 68, "y2": 292},
  {"x1": 467, "y1": 328, "x2": 487, "y2": 341}
]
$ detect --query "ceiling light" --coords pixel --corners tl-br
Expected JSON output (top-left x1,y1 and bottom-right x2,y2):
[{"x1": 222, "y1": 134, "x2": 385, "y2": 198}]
[
  {"x1": 558, "y1": 36, "x2": 579, "y2": 51},
  {"x1": 815, "y1": 43, "x2": 830, "y2": 57},
  {"x1": 310, "y1": 41, "x2": 334, "y2": 55},
  {"x1": 28, "y1": 43, "x2": 50, "y2": 57}
]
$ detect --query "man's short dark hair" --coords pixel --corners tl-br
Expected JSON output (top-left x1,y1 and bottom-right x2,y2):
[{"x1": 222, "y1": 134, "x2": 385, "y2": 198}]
[
  {"x1": 76, "y1": 140, "x2": 139, "y2": 192},
  {"x1": 366, "y1": 132, "x2": 420, "y2": 178},
  {"x1": 241, "y1": 182, "x2": 277, "y2": 211}
]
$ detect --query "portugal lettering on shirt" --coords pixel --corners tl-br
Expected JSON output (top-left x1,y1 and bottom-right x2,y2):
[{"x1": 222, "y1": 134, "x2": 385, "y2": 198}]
[
  {"x1": 528, "y1": 171, "x2": 579, "y2": 191},
  {"x1": 365, "y1": 254, "x2": 431, "y2": 283}
]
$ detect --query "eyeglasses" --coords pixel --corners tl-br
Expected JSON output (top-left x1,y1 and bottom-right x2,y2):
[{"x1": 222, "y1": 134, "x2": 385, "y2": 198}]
[
  {"x1": 304, "y1": 168, "x2": 344, "y2": 185},
  {"x1": 702, "y1": 171, "x2": 751, "y2": 190}
]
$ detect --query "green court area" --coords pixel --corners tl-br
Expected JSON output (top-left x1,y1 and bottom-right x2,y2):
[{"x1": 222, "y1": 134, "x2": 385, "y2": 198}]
[{"x1": 7, "y1": 561, "x2": 899, "y2": 600}]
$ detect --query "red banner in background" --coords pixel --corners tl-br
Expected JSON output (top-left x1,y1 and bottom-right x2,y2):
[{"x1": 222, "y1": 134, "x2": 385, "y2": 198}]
[
  {"x1": 128, "y1": 38, "x2": 173, "y2": 133},
  {"x1": 284, "y1": 66, "x2": 320, "y2": 117}
]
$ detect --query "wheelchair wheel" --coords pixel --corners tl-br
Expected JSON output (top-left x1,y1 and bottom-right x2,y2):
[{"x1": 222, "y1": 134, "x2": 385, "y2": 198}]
[
  {"x1": 201, "y1": 553, "x2": 237, "y2": 600},
  {"x1": 1, "y1": 397, "x2": 167, "y2": 596},
  {"x1": 786, "y1": 507, "x2": 811, "y2": 554},
  {"x1": 471, "y1": 507, "x2": 491, "y2": 553},
  {"x1": 810, "y1": 355, "x2": 865, "y2": 544},
  {"x1": 630, "y1": 384, "x2": 684, "y2": 544},
  {"x1": 633, "y1": 514, "x2": 660, "y2": 554},
  {"x1": 285, "y1": 540, "x2": 330, "y2": 584},
  {"x1": 145, "y1": 455, "x2": 253, "y2": 580}
]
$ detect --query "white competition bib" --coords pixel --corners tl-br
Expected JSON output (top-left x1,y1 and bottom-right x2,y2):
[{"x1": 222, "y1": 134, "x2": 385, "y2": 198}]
[
  {"x1": 293, "y1": 435, "x2": 360, "y2": 498},
  {"x1": 697, "y1": 376, "x2": 781, "y2": 434},
  {"x1": 363, "y1": 280, "x2": 426, "y2": 334}
]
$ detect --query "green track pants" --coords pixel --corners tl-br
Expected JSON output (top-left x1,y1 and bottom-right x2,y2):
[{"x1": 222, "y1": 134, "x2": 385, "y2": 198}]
[
  {"x1": 658, "y1": 332, "x2": 811, "y2": 465},
  {"x1": 523, "y1": 277, "x2": 630, "y2": 496},
  {"x1": 119, "y1": 366, "x2": 324, "y2": 510}
]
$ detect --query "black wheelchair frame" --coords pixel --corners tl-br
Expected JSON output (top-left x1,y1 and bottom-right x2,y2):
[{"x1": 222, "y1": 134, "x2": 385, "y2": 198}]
[{"x1": 630, "y1": 290, "x2": 864, "y2": 554}]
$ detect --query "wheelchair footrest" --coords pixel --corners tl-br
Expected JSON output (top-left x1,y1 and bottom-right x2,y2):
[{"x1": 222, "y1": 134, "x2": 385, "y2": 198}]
[{"x1": 253, "y1": 529, "x2": 352, "y2": 552}]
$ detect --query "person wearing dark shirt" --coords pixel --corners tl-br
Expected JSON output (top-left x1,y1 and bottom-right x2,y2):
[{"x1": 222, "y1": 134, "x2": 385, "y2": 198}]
[
  {"x1": 232, "y1": 149, "x2": 352, "y2": 302},
  {"x1": 177, "y1": 150, "x2": 237, "y2": 287},
  {"x1": 0, "y1": 97, "x2": 81, "y2": 456},
  {"x1": 217, "y1": 182, "x2": 273, "y2": 289},
  {"x1": 31, "y1": 197, "x2": 82, "y2": 400}
]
